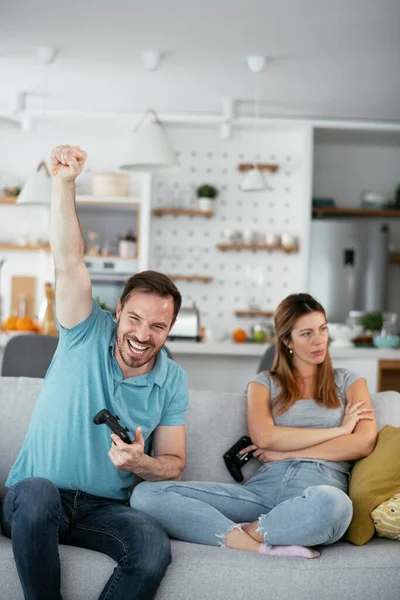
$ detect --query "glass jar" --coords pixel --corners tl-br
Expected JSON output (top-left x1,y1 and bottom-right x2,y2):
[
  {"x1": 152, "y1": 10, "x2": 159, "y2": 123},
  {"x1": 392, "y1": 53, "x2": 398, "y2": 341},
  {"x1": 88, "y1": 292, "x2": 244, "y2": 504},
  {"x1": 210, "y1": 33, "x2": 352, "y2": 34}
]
[{"x1": 381, "y1": 312, "x2": 398, "y2": 337}]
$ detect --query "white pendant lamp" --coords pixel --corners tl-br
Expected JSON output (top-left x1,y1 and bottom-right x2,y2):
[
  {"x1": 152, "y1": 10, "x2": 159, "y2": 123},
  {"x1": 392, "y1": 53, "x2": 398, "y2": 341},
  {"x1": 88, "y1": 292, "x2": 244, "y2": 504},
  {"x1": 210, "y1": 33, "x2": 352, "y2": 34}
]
[
  {"x1": 17, "y1": 48, "x2": 58, "y2": 206},
  {"x1": 0, "y1": 93, "x2": 26, "y2": 131},
  {"x1": 240, "y1": 55, "x2": 268, "y2": 192},
  {"x1": 0, "y1": 116, "x2": 21, "y2": 131},
  {"x1": 240, "y1": 166, "x2": 266, "y2": 192},
  {"x1": 17, "y1": 161, "x2": 51, "y2": 206},
  {"x1": 119, "y1": 109, "x2": 177, "y2": 171}
]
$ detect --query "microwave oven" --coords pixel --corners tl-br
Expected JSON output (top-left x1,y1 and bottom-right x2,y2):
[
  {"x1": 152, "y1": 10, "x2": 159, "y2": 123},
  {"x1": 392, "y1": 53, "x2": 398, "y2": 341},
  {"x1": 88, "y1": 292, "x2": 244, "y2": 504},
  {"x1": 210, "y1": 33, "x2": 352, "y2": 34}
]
[{"x1": 84, "y1": 257, "x2": 138, "y2": 313}]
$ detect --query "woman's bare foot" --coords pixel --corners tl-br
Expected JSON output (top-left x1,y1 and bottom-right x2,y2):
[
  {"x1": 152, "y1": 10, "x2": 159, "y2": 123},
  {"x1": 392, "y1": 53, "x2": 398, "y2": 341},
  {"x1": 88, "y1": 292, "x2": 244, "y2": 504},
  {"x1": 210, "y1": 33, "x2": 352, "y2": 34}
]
[
  {"x1": 242, "y1": 521, "x2": 264, "y2": 543},
  {"x1": 223, "y1": 527, "x2": 261, "y2": 552}
]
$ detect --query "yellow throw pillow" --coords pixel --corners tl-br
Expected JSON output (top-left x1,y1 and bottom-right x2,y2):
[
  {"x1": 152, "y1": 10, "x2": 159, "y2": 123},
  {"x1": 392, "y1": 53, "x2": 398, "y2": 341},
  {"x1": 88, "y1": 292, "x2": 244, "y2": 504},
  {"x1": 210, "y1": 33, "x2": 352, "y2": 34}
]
[
  {"x1": 371, "y1": 494, "x2": 400, "y2": 540},
  {"x1": 346, "y1": 425, "x2": 400, "y2": 545}
]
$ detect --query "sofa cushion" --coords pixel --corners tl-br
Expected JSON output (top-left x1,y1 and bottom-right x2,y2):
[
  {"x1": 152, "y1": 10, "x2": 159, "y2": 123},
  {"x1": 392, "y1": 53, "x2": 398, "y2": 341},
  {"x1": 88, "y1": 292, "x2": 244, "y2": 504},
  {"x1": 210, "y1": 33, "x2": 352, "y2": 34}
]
[
  {"x1": 370, "y1": 390, "x2": 400, "y2": 430},
  {"x1": 371, "y1": 493, "x2": 400, "y2": 540},
  {"x1": 0, "y1": 377, "x2": 44, "y2": 498},
  {"x1": 1, "y1": 380, "x2": 400, "y2": 494},
  {"x1": 346, "y1": 425, "x2": 400, "y2": 545},
  {"x1": 0, "y1": 535, "x2": 114, "y2": 600},
  {"x1": 157, "y1": 538, "x2": 400, "y2": 600},
  {"x1": 182, "y1": 390, "x2": 260, "y2": 483},
  {"x1": 182, "y1": 389, "x2": 400, "y2": 484},
  {"x1": 2, "y1": 528, "x2": 400, "y2": 600}
]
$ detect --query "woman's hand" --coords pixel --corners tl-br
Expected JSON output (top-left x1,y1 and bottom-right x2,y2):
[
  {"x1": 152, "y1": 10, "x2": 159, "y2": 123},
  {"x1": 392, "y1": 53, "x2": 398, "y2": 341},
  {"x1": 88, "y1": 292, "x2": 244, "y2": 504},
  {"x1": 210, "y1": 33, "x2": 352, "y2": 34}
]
[
  {"x1": 239, "y1": 444, "x2": 289, "y2": 463},
  {"x1": 340, "y1": 397, "x2": 374, "y2": 435}
]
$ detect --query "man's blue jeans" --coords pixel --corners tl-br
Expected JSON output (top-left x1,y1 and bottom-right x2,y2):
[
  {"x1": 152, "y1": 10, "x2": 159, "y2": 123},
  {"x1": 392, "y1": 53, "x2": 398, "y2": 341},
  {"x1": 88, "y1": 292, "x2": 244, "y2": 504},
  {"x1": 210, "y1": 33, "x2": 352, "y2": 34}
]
[{"x1": 0, "y1": 477, "x2": 171, "y2": 600}]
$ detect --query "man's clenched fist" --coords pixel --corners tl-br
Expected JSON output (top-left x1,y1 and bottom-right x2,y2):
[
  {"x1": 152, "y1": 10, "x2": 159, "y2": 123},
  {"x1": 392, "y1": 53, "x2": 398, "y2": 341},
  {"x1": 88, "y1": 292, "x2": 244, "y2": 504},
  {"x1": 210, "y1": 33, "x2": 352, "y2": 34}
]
[{"x1": 49, "y1": 145, "x2": 87, "y2": 182}]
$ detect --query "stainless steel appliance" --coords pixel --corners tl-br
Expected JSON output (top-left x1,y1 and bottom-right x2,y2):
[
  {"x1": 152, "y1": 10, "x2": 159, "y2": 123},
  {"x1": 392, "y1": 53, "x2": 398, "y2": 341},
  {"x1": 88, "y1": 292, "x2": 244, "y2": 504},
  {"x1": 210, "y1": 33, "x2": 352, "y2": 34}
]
[
  {"x1": 84, "y1": 257, "x2": 138, "y2": 312},
  {"x1": 168, "y1": 306, "x2": 201, "y2": 341},
  {"x1": 309, "y1": 220, "x2": 389, "y2": 322}
]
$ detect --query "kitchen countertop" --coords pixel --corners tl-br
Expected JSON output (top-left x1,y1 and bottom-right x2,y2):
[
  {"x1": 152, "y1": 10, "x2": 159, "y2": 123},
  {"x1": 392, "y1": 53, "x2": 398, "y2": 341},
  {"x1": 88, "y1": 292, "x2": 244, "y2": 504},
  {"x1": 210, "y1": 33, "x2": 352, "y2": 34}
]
[
  {"x1": 166, "y1": 340, "x2": 400, "y2": 359},
  {"x1": 1, "y1": 334, "x2": 400, "y2": 360}
]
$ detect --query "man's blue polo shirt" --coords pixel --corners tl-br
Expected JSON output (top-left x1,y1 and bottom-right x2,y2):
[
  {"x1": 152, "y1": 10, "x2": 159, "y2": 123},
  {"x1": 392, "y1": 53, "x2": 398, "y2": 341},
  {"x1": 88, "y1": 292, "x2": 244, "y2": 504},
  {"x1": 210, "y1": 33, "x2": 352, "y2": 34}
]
[{"x1": 6, "y1": 300, "x2": 189, "y2": 500}]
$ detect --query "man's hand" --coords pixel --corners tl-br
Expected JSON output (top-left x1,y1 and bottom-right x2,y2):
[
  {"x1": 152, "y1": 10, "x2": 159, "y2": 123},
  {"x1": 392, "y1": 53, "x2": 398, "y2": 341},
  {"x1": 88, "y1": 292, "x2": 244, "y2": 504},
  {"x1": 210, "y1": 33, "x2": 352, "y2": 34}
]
[
  {"x1": 108, "y1": 427, "x2": 146, "y2": 472},
  {"x1": 239, "y1": 444, "x2": 289, "y2": 463},
  {"x1": 49, "y1": 145, "x2": 87, "y2": 182}
]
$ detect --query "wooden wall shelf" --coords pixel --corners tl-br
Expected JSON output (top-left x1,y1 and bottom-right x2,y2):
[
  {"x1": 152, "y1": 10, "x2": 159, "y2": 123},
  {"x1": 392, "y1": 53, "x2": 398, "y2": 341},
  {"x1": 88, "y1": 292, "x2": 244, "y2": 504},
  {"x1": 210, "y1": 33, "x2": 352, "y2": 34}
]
[
  {"x1": 166, "y1": 274, "x2": 213, "y2": 283},
  {"x1": 0, "y1": 243, "x2": 50, "y2": 252},
  {"x1": 152, "y1": 208, "x2": 214, "y2": 218},
  {"x1": 217, "y1": 243, "x2": 299, "y2": 254},
  {"x1": 84, "y1": 254, "x2": 138, "y2": 261},
  {"x1": 0, "y1": 196, "x2": 18, "y2": 205},
  {"x1": 312, "y1": 206, "x2": 400, "y2": 218},
  {"x1": 237, "y1": 163, "x2": 279, "y2": 174},
  {"x1": 390, "y1": 254, "x2": 400, "y2": 264},
  {"x1": 76, "y1": 195, "x2": 140, "y2": 209},
  {"x1": 235, "y1": 310, "x2": 275, "y2": 318}
]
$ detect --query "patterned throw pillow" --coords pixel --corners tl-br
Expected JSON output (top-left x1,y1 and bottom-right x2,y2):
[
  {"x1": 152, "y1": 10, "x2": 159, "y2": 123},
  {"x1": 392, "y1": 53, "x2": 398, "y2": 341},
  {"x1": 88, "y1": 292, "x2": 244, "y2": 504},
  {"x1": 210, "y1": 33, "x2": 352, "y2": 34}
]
[{"x1": 371, "y1": 494, "x2": 400, "y2": 540}]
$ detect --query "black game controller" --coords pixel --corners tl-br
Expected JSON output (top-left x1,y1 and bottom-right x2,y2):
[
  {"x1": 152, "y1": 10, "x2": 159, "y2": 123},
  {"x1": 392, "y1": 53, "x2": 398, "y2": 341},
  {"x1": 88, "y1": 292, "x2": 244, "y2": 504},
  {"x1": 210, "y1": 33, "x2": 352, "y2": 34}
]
[
  {"x1": 93, "y1": 409, "x2": 132, "y2": 444},
  {"x1": 223, "y1": 435, "x2": 255, "y2": 482}
]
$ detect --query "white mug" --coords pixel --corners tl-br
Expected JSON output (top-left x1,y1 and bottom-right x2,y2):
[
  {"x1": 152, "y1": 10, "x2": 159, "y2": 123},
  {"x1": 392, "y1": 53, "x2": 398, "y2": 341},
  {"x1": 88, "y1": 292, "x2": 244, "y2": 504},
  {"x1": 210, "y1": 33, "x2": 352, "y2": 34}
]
[
  {"x1": 265, "y1": 233, "x2": 281, "y2": 248},
  {"x1": 281, "y1": 234, "x2": 298, "y2": 250}
]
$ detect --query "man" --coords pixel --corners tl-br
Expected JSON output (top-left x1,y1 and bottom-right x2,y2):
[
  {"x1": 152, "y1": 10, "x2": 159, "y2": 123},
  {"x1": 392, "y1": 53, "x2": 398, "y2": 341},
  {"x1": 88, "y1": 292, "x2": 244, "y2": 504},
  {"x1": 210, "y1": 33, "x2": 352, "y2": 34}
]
[{"x1": 0, "y1": 145, "x2": 189, "y2": 600}]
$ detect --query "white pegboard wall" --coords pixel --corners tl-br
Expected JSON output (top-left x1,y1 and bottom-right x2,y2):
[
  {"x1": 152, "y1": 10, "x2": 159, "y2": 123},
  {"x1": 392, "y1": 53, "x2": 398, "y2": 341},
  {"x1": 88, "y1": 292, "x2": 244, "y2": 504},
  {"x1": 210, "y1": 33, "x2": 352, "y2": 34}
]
[{"x1": 150, "y1": 125, "x2": 312, "y2": 335}]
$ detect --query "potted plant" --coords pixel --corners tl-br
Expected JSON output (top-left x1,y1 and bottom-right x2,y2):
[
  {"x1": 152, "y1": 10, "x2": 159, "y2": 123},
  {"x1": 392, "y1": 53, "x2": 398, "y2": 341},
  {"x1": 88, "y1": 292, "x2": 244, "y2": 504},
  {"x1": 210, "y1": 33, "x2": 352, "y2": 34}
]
[
  {"x1": 118, "y1": 230, "x2": 137, "y2": 257},
  {"x1": 361, "y1": 311, "x2": 383, "y2": 334},
  {"x1": 196, "y1": 184, "x2": 218, "y2": 212}
]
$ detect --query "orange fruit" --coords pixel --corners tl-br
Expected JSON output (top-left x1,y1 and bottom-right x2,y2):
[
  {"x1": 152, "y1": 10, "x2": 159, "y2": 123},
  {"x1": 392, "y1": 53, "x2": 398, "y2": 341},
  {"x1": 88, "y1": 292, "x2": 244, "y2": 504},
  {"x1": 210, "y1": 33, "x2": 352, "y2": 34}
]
[
  {"x1": 32, "y1": 319, "x2": 41, "y2": 333},
  {"x1": 233, "y1": 328, "x2": 247, "y2": 343},
  {"x1": 3, "y1": 315, "x2": 18, "y2": 331},
  {"x1": 16, "y1": 316, "x2": 35, "y2": 331}
]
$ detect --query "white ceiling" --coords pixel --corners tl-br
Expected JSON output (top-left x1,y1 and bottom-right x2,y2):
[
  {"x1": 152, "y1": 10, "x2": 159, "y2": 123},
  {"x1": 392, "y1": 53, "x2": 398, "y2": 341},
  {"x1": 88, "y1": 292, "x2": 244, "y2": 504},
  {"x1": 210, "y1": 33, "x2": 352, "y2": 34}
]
[{"x1": 0, "y1": 0, "x2": 399, "y2": 121}]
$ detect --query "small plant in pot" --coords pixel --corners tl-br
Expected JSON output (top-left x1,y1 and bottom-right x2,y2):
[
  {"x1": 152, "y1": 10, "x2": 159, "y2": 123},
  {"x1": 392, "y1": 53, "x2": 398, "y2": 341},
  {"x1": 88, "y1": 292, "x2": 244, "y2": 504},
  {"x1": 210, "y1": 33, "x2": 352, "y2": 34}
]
[
  {"x1": 196, "y1": 184, "x2": 218, "y2": 212},
  {"x1": 361, "y1": 311, "x2": 383, "y2": 334},
  {"x1": 118, "y1": 230, "x2": 137, "y2": 258}
]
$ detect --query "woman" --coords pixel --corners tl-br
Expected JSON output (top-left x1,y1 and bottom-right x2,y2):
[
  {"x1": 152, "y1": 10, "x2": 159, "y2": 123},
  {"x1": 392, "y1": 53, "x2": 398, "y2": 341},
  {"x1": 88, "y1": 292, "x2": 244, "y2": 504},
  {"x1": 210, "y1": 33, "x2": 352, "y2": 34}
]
[{"x1": 131, "y1": 293, "x2": 377, "y2": 558}]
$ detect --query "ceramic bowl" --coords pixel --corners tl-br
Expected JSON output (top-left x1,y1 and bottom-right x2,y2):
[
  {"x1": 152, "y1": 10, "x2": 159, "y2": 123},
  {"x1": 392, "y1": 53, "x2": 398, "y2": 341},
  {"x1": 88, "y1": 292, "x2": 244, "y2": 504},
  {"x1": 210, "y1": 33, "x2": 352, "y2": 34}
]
[{"x1": 373, "y1": 335, "x2": 400, "y2": 349}]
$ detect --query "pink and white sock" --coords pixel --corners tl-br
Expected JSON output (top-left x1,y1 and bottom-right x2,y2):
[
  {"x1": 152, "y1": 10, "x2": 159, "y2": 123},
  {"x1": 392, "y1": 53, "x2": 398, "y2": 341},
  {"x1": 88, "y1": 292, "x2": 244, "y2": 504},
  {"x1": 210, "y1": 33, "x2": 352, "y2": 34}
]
[{"x1": 259, "y1": 543, "x2": 320, "y2": 559}]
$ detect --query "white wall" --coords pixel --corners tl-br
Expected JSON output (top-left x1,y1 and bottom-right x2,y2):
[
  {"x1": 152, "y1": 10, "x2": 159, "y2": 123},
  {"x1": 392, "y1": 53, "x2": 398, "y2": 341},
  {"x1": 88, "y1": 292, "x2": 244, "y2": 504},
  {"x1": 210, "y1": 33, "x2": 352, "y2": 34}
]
[{"x1": 151, "y1": 123, "x2": 313, "y2": 334}]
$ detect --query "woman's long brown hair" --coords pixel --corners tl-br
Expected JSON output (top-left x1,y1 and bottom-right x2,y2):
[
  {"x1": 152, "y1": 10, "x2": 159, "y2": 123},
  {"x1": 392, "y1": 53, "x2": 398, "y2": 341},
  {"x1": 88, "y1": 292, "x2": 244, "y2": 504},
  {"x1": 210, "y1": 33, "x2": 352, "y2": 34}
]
[{"x1": 269, "y1": 293, "x2": 339, "y2": 414}]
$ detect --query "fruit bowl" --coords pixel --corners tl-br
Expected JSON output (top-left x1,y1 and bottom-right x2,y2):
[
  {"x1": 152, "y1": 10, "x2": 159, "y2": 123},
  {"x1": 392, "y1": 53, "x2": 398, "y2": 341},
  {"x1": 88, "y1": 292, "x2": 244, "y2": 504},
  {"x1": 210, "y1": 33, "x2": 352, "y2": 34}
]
[{"x1": 328, "y1": 323, "x2": 364, "y2": 348}]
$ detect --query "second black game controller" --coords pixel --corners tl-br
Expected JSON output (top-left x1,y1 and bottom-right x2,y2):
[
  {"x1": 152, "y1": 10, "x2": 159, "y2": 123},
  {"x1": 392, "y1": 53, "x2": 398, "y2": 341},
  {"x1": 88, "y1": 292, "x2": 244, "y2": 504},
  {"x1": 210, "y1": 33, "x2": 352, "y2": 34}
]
[
  {"x1": 223, "y1": 435, "x2": 255, "y2": 482},
  {"x1": 93, "y1": 409, "x2": 132, "y2": 444}
]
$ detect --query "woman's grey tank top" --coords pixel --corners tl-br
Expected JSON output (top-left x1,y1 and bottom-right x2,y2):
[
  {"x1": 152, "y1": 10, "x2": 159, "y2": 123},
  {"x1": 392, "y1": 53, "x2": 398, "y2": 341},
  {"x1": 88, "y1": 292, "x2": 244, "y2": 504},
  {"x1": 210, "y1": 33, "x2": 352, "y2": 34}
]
[{"x1": 249, "y1": 368, "x2": 362, "y2": 474}]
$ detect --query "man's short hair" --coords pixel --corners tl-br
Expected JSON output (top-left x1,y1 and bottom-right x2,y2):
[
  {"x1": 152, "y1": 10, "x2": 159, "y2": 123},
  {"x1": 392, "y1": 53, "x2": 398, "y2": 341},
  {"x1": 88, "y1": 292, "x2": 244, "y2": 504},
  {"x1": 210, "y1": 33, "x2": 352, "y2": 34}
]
[{"x1": 120, "y1": 270, "x2": 182, "y2": 323}]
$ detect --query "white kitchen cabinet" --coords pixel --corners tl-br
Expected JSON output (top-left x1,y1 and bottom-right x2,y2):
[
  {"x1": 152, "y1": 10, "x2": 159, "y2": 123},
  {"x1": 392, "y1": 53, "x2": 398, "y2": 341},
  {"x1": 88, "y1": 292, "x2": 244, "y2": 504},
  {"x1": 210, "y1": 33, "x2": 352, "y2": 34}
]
[
  {"x1": 0, "y1": 174, "x2": 152, "y2": 323},
  {"x1": 76, "y1": 177, "x2": 151, "y2": 272}
]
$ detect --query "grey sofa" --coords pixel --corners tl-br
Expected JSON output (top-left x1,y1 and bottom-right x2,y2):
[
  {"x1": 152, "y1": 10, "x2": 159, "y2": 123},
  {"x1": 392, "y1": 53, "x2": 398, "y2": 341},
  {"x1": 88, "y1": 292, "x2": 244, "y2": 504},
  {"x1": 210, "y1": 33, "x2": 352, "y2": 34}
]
[{"x1": 1, "y1": 377, "x2": 400, "y2": 600}]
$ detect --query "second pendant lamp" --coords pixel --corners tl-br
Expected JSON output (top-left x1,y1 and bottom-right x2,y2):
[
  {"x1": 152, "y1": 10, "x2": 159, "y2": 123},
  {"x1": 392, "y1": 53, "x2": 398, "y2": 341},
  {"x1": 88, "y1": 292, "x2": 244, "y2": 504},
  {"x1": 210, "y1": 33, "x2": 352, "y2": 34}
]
[
  {"x1": 240, "y1": 55, "x2": 268, "y2": 193},
  {"x1": 240, "y1": 166, "x2": 266, "y2": 192},
  {"x1": 119, "y1": 109, "x2": 177, "y2": 172}
]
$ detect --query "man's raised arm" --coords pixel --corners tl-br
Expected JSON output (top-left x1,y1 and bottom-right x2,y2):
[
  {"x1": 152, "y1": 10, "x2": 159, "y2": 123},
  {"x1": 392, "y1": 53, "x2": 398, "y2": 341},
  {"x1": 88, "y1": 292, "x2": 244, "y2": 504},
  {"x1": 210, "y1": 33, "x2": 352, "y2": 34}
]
[{"x1": 49, "y1": 145, "x2": 92, "y2": 329}]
